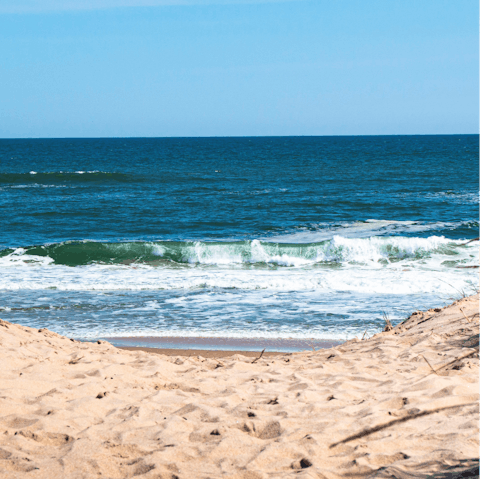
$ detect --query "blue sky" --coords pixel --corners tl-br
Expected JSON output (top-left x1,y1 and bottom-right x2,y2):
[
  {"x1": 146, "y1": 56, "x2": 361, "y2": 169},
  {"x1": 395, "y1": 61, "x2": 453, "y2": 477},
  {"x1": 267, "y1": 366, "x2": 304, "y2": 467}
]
[{"x1": 0, "y1": 0, "x2": 478, "y2": 137}]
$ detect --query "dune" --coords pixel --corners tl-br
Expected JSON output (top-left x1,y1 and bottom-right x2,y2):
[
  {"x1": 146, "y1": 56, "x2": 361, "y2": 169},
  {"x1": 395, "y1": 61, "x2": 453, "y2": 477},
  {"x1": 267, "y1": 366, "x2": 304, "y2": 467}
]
[{"x1": 0, "y1": 296, "x2": 478, "y2": 478}]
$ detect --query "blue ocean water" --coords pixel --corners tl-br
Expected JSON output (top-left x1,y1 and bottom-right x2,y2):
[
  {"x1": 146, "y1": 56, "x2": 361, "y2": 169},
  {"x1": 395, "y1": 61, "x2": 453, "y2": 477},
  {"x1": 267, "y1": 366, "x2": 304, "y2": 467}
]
[{"x1": 0, "y1": 135, "x2": 478, "y2": 349}]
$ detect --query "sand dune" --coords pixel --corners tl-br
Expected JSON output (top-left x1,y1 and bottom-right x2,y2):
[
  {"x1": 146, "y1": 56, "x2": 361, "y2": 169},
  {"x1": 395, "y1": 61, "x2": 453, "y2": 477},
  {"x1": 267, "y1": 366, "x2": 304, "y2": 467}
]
[{"x1": 0, "y1": 296, "x2": 478, "y2": 478}]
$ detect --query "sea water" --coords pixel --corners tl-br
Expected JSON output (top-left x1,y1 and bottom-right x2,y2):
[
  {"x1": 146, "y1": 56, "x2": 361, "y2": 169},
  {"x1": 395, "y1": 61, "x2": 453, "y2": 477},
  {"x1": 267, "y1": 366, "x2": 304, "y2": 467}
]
[{"x1": 0, "y1": 136, "x2": 478, "y2": 349}]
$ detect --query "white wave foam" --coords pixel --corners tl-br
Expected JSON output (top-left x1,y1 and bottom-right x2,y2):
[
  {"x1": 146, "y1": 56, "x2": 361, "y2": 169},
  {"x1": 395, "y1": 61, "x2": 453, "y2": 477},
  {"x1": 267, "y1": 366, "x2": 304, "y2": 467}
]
[
  {"x1": 85, "y1": 328, "x2": 353, "y2": 341},
  {"x1": 0, "y1": 236, "x2": 477, "y2": 299},
  {"x1": 0, "y1": 256, "x2": 476, "y2": 296},
  {"x1": 317, "y1": 235, "x2": 453, "y2": 263},
  {"x1": 267, "y1": 220, "x2": 474, "y2": 243},
  {"x1": 16, "y1": 170, "x2": 110, "y2": 176},
  {"x1": 9, "y1": 184, "x2": 68, "y2": 189},
  {"x1": 14, "y1": 290, "x2": 454, "y2": 342},
  {"x1": 417, "y1": 191, "x2": 479, "y2": 204},
  {"x1": 0, "y1": 249, "x2": 54, "y2": 266}
]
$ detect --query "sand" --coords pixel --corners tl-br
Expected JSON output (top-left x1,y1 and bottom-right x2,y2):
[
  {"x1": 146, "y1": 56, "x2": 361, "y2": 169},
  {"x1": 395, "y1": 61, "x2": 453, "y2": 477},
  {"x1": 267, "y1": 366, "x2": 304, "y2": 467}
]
[{"x1": 0, "y1": 296, "x2": 478, "y2": 478}]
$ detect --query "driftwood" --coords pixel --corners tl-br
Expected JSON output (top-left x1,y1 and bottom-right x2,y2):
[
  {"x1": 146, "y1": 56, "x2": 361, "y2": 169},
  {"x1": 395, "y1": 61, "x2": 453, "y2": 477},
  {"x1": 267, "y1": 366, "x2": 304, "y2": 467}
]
[
  {"x1": 459, "y1": 307, "x2": 475, "y2": 323},
  {"x1": 434, "y1": 350, "x2": 478, "y2": 373},
  {"x1": 329, "y1": 402, "x2": 477, "y2": 448},
  {"x1": 420, "y1": 355, "x2": 439, "y2": 375},
  {"x1": 252, "y1": 348, "x2": 266, "y2": 364}
]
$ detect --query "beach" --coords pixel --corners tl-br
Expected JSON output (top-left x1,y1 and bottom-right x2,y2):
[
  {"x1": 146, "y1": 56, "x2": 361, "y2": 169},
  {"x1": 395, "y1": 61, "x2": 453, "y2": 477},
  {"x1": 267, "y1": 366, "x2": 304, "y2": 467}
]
[
  {"x1": 0, "y1": 139, "x2": 478, "y2": 478},
  {"x1": 0, "y1": 295, "x2": 478, "y2": 478},
  {"x1": 1, "y1": 2, "x2": 479, "y2": 477}
]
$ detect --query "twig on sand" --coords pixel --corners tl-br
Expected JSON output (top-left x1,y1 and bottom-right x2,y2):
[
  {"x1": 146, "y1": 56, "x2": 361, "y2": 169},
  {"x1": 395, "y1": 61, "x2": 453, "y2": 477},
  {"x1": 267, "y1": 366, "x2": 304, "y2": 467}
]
[
  {"x1": 420, "y1": 355, "x2": 438, "y2": 375},
  {"x1": 416, "y1": 350, "x2": 478, "y2": 378},
  {"x1": 361, "y1": 329, "x2": 368, "y2": 340},
  {"x1": 434, "y1": 350, "x2": 478, "y2": 373},
  {"x1": 68, "y1": 356, "x2": 84, "y2": 365},
  {"x1": 329, "y1": 402, "x2": 477, "y2": 449},
  {"x1": 459, "y1": 307, "x2": 472, "y2": 323},
  {"x1": 252, "y1": 348, "x2": 266, "y2": 364}
]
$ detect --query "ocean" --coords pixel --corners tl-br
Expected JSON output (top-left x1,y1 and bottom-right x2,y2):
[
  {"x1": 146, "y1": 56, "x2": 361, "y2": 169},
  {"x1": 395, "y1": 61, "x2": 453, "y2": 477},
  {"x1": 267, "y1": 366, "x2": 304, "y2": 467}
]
[{"x1": 0, "y1": 135, "x2": 478, "y2": 350}]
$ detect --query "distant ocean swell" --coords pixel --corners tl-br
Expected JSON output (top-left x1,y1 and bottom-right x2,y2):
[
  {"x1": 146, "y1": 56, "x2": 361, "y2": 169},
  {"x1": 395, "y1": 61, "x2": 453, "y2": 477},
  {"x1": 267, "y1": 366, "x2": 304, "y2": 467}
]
[{"x1": 0, "y1": 171, "x2": 137, "y2": 184}]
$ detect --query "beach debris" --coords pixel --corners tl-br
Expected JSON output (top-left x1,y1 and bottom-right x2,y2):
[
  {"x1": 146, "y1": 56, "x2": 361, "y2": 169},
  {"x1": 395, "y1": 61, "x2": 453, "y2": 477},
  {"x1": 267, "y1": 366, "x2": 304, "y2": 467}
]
[
  {"x1": 414, "y1": 350, "x2": 478, "y2": 377},
  {"x1": 329, "y1": 402, "x2": 477, "y2": 449},
  {"x1": 251, "y1": 348, "x2": 266, "y2": 364},
  {"x1": 292, "y1": 458, "x2": 312, "y2": 469},
  {"x1": 459, "y1": 307, "x2": 474, "y2": 323},
  {"x1": 433, "y1": 350, "x2": 478, "y2": 374},
  {"x1": 68, "y1": 356, "x2": 84, "y2": 365},
  {"x1": 419, "y1": 355, "x2": 438, "y2": 375},
  {"x1": 300, "y1": 458, "x2": 312, "y2": 468}
]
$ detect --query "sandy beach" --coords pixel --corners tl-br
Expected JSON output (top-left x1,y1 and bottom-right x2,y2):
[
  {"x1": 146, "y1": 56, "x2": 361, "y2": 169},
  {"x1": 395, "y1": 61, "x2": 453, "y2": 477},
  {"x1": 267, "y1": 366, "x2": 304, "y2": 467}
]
[
  {"x1": 0, "y1": 296, "x2": 478, "y2": 478},
  {"x1": 2, "y1": 2, "x2": 478, "y2": 477}
]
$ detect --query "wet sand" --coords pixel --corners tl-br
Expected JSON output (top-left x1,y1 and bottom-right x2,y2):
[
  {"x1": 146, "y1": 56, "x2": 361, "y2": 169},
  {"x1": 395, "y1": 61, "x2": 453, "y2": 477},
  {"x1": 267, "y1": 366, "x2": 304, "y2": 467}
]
[{"x1": 107, "y1": 336, "x2": 342, "y2": 353}]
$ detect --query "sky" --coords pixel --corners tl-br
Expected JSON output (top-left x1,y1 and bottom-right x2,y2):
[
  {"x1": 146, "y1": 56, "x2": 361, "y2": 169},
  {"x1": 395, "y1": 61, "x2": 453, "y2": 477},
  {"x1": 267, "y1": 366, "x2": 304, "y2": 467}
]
[{"x1": 0, "y1": 0, "x2": 478, "y2": 138}]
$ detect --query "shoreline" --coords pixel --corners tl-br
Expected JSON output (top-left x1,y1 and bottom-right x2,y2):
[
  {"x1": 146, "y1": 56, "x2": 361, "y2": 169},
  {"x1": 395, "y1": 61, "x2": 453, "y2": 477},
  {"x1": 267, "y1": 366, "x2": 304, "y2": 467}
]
[
  {"x1": 106, "y1": 335, "x2": 342, "y2": 354},
  {"x1": 1, "y1": 295, "x2": 478, "y2": 478}
]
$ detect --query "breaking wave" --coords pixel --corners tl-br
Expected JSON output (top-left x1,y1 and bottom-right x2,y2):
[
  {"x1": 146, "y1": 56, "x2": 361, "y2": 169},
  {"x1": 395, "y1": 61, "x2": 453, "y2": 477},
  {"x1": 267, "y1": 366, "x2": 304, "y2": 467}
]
[{"x1": 0, "y1": 235, "x2": 477, "y2": 268}]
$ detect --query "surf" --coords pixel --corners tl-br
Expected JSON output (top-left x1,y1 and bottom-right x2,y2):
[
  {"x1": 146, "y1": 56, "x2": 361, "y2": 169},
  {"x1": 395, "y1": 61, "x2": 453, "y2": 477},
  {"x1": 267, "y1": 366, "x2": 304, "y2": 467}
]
[{"x1": 0, "y1": 235, "x2": 476, "y2": 268}]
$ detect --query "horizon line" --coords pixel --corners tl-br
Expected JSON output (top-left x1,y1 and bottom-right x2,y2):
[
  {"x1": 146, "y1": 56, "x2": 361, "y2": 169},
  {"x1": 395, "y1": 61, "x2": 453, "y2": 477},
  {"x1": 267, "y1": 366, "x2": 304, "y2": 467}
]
[{"x1": 0, "y1": 133, "x2": 478, "y2": 140}]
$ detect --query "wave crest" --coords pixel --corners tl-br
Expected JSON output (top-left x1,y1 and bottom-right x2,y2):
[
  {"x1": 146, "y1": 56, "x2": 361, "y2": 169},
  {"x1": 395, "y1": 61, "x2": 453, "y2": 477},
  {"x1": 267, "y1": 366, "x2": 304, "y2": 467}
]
[{"x1": 0, "y1": 236, "x2": 475, "y2": 268}]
